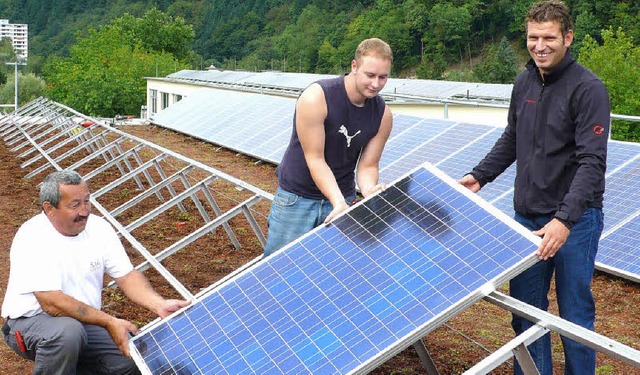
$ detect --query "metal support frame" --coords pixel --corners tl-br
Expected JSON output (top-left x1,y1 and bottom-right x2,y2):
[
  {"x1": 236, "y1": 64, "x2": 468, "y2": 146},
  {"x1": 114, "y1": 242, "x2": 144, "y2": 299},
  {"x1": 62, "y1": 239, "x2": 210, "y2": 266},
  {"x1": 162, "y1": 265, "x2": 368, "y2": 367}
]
[
  {"x1": 463, "y1": 324, "x2": 547, "y2": 374},
  {"x1": 106, "y1": 166, "x2": 196, "y2": 217},
  {"x1": 132, "y1": 195, "x2": 265, "y2": 274},
  {"x1": 1, "y1": 97, "x2": 273, "y2": 301},
  {"x1": 478, "y1": 291, "x2": 640, "y2": 371},
  {"x1": 412, "y1": 339, "x2": 440, "y2": 375}
]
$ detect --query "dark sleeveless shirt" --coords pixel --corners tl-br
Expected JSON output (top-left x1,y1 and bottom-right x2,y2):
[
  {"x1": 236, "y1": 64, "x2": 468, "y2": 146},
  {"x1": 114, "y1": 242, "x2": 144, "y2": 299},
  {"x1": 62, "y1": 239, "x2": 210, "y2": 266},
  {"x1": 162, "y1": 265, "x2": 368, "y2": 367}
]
[{"x1": 276, "y1": 76, "x2": 386, "y2": 199}]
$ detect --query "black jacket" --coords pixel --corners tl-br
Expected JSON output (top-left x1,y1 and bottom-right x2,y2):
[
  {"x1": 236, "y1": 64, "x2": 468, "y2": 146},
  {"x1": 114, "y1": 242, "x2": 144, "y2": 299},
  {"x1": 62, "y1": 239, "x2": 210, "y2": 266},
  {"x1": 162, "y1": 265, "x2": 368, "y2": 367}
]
[{"x1": 470, "y1": 52, "x2": 610, "y2": 227}]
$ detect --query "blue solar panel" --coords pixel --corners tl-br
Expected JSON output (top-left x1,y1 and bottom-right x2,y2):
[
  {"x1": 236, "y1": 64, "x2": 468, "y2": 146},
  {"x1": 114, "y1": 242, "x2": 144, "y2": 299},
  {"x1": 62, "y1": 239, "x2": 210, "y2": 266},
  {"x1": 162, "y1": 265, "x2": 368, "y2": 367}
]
[
  {"x1": 607, "y1": 141, "x2": 640, "y2": 171},
  {"x1": 601, "y1": 156, "x2": 640, "y2": 231},
  {"x1": 379, "y1": 118, "x2": 455, "y2": 184},
  {"x1": 490, "y1": 191, "x2": 516, "y2": 217},
  {"x1": 130, "y1": 163, "x2": 539, "y2": 374},
  {"x1": 234, "y1": 112, "x2": 292, "y2": 154},
  {"x1": 598, "y1": 215, "x2": 640, "y2": 283},
  {"x1": 151, "y1": 90, "x2": 296, "y2": 164},
  {"x1": 377, "y1": 115, "x2": 437, "y2": 173},
  {"x1": 424, "y1": 123, "x2": 495, "y2": 162},
  {"x1": 433, "y1": 126, "x2": 516, "y2": 217}
]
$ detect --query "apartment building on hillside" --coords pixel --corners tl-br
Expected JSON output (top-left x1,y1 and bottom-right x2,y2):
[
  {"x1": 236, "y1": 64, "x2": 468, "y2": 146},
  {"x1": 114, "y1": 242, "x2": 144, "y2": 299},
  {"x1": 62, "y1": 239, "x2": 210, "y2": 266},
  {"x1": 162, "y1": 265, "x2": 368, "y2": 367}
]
[{"x1": 0, "y1": 19, "x2": 28, "y2": 60}]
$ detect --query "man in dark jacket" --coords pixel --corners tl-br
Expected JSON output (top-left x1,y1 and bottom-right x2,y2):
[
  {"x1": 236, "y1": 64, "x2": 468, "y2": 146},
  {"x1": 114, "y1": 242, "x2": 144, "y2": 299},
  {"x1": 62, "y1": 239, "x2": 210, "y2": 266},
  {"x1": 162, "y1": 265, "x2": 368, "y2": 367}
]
[{"x1": 458, "y1": 1, "x2": 609, "y2": 374}]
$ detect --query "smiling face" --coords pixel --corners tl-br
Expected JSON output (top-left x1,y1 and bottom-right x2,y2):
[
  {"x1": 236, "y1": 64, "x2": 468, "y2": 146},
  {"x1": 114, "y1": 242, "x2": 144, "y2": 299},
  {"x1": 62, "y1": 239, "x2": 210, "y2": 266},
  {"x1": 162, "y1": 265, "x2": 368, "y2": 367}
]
[
  {"x1": 526, "y1": 20, "x2": 573, "y2": 76},
  {"x1": 44, "y1": 181, "x2": 92, "y2": 236},
  {"x1": 348, "y1": 55, "x2": 391, "y2": 105}
]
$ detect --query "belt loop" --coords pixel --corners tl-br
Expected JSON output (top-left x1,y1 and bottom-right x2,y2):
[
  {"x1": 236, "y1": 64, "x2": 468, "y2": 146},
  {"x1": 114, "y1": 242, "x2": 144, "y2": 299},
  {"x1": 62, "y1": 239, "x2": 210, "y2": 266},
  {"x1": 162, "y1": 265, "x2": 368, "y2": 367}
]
[{"x1": 1, "y1": 320, "x2": 10, "y2": 336}]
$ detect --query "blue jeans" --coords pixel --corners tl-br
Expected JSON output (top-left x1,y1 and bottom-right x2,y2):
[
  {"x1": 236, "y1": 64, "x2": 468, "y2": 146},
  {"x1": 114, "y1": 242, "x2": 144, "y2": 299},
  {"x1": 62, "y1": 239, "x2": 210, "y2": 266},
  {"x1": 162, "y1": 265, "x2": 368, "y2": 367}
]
[
  {"x1": 510, "y1": 208, "x2": 603, "y2": 375},
  {"x1": 262, "y1": 187, "x2": 355, "y2": 257}
]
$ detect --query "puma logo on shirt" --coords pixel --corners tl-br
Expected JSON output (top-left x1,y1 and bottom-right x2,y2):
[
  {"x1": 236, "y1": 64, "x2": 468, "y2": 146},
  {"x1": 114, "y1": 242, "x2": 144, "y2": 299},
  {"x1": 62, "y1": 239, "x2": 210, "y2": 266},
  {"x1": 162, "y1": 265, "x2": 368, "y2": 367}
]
[{"x1": 338, "y1": 125, "x2": 361, "y2": 147}]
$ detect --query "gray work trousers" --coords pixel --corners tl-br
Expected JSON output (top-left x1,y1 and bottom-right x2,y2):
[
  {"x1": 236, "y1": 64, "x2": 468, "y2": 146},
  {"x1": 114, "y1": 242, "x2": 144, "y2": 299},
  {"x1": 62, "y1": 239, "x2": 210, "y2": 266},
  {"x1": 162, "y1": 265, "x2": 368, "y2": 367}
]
[{"x1": 2, "y1": 314, "x2": 140, "y2": 375}]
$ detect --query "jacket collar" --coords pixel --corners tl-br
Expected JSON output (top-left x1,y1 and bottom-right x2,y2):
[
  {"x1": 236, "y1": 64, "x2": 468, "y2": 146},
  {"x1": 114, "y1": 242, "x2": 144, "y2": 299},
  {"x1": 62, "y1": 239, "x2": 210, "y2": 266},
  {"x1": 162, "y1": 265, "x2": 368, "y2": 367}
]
[{"x1": 526, "y1": 51, "x2": 575, "y2": 84}]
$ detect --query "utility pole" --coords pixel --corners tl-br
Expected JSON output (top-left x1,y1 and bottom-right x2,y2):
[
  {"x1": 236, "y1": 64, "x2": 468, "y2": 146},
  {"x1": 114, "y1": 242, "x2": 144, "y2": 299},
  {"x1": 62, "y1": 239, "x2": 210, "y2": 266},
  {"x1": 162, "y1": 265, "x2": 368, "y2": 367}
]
[{"x1": 5, "y1": 57, "x2": 26, "y2": 112}]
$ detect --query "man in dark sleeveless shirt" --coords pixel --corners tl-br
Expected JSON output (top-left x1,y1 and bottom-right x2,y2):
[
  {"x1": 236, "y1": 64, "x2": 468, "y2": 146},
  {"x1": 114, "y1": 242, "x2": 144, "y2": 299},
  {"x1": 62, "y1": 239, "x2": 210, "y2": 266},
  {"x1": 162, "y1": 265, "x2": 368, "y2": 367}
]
[{"x1": 263, "y1": 38, "x2": 393, "y2": 257}]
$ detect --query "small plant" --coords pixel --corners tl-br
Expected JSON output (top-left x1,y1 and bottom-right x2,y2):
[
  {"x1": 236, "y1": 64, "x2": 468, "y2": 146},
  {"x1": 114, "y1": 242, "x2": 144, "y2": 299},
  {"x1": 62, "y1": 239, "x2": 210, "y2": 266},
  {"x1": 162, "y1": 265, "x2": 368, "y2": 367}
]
[
  {"x1": 595, "y1": 365, "x2": 615, "y2": 375},
  {"x1": 177, "y1": 211, "x2": 193, "y2": 221},
  {"x1": 118, "y1": 188, "x2": 130, "y2": 199}
]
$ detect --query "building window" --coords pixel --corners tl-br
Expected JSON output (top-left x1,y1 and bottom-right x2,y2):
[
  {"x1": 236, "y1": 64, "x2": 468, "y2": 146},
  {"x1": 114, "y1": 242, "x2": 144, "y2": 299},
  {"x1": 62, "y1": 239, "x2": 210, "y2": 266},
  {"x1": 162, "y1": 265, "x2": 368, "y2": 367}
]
[
  {"x1": 173, "y1": 94, "x2": 182, "y2": 103},
  {"x1": 150, "y1": 89, "x2": 157, "y2": 114},
  {"x1": 161, "y1": 92, "x2": 169, "y2": 110}
]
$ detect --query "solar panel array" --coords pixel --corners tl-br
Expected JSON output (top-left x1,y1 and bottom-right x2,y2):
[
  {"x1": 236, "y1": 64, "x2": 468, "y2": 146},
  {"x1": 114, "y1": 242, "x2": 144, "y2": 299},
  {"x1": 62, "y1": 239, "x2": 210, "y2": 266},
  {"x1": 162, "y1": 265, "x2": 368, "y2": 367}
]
[
  {"x1": 151, "y1": 88, "x2": 640, "y2": 283},
  {"x1": 165, "y1": 70, "x2": 513, "y2": 102},
  {"x1": 150, "y1": 90, "x2": 294, "y2": 164},
  {"x1": 597, "y1": 152, "x2": 640, "y2": 280},
  {"x1": 130, "y1": 164, "x2": 539, "y2": 374}
]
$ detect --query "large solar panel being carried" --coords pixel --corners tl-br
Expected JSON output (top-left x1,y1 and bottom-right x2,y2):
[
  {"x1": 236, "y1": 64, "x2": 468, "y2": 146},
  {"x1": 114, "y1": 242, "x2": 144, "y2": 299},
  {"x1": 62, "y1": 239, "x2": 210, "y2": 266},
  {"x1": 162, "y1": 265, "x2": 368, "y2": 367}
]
[{"x1": 130, "y1": 163, "x2": 539, "y2": 374}]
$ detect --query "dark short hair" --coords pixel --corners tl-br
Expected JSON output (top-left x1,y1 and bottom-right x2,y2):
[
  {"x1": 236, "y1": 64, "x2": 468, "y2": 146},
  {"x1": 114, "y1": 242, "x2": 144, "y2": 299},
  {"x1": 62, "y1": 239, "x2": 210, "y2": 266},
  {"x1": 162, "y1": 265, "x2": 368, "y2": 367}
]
[
  {"x1": 40, "y1": 170, "x2": 83, "y2": 208},
  {"x1": 526, "y1": 0, "x2": 573, "y2": 38},
  {"x1": 354, "y1": 38, "x2": 393, "y2": 64}
]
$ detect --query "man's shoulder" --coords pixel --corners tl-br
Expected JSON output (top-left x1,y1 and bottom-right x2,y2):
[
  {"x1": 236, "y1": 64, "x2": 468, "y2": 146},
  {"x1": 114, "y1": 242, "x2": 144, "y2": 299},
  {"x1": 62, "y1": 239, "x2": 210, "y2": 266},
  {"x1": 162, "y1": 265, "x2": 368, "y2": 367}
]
[
  {"x1": 314, "y1": 76, "x2": 344, "y2": 94},
  {"x1": 18, "y1": 212, "x2": 48, "y2": 232},
  {"x1": 565, "y1": 60, "x2": 603, "y2": 84}
]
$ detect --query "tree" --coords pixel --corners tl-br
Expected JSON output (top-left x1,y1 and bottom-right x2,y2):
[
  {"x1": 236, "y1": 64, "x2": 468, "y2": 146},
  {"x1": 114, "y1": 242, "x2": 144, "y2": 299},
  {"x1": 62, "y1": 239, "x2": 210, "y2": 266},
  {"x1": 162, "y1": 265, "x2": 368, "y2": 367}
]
[
  {"x1": 43, "y1": 10, "x2": 190, "y2": 117},
  {"x1": 572, "y1": 10, "x2": 602, "y2": 59},
  {"x1": 416, "y1": 42, "x2": 447, "y2": 79},
  {"x1": 472, "y1": 36, "x2": 519, "y2": 83},
  {"x1": 208, "y1": 11, "x2": 264, "y2": 64},
  {"x1": 0, "y1": 72, "x2": 46, "y2": 109},
  {"x1": 427, "y1": 3, "x2": 473, "y2": 65},
  {"x1": 272, "y1": 5, "x2": 331, "y2": 73},
  {"x1": 0, "y1": 38, "x2": 17, "y2": 85},
  {"x1": 608, "y1": 1, "x2": 640, "y2": 44},
  {"x1": 335, "y1": 0, "x2": 414, "y2": 74},
  {"x1": 112, "y1": 8, "x2": 195, "y2": 60},
  {"x1": 579, "y1": 27, "x2": 640, "y2": 141}
]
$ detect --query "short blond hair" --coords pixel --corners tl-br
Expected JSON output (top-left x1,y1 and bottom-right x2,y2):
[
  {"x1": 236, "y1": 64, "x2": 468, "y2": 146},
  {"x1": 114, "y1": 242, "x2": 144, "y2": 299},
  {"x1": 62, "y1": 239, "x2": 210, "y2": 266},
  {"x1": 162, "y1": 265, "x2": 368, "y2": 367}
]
[{"x1": 354, "y1": 38, "x2": 393, "y2": 64}]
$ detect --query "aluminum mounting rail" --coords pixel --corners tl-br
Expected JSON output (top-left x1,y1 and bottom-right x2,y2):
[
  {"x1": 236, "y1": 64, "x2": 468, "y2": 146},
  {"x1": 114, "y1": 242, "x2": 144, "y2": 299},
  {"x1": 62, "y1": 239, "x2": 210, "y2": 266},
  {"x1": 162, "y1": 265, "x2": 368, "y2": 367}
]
[{"x1": 1, "y1": 98, "x2": 273, "y2": 300}]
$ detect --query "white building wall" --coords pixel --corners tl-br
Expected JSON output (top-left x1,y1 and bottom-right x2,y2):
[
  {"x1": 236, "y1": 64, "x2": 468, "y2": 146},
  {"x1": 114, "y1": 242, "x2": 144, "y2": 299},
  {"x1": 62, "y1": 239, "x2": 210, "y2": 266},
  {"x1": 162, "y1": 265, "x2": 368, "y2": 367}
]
[
  {"x1": 146, "y1": 79, "x2": 206, "y2": 119},
  {"x1": 0, "y1": 19, "x2": 28, "y2": 59},
  {"x1": 388, "y1": 102, "x2": 508, "y2": 127}
]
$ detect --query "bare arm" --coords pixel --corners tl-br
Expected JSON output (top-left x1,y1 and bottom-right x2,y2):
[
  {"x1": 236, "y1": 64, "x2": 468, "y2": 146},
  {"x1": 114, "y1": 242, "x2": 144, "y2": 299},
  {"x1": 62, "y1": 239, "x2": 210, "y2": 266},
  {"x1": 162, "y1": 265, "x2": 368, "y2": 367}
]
[
  {"x1": 34, "y1": 270, "x2": 190, "y2": 357},
  {"x1": 114, "y1": 269, "x2": 191, "y2": 319},
  {"x1": 296, "y1": 84, "x2": 348, "y2": 221},
  {"x1": 356, "y1": 105, "x2": 392, "y2": 197},
  {"x1": 34, "y1": 290, "x2": 137, "y2": 357}
]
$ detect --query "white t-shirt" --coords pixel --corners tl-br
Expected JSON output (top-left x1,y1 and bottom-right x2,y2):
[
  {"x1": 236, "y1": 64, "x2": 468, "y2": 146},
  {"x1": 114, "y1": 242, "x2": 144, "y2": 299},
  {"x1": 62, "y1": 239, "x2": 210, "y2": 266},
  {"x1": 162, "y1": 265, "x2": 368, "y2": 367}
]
[{"x1": 1, "y1": 212, "x2": 134, "y2": 319}]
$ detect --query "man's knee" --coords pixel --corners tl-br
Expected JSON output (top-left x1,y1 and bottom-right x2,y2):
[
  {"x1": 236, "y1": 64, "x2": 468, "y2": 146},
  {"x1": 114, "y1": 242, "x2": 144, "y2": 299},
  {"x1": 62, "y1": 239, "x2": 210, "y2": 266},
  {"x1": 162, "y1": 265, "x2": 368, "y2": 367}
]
[
  {"x1": 47, "y1": 317, "x2": 88, "y2": 350},
  {"x1": 21, "y1": 317, "x2": 89, "y2": 374}
]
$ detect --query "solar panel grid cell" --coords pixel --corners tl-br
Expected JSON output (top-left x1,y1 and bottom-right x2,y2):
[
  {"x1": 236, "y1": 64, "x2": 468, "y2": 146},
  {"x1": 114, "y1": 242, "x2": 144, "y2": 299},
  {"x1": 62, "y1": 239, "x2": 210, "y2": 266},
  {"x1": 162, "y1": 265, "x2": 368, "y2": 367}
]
[
  {"x1": 602, "y1": 157, "x2": 640, "y2": 231},
  {"x1": 602, "y1": 141, "x2": 640, "y2": 171},
  {"x1": 598, "y1": 216, "x2": 640, "y2": 281},
  {"x1": 378, "y1": 119, "x2": 455, "y2": 184}
]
